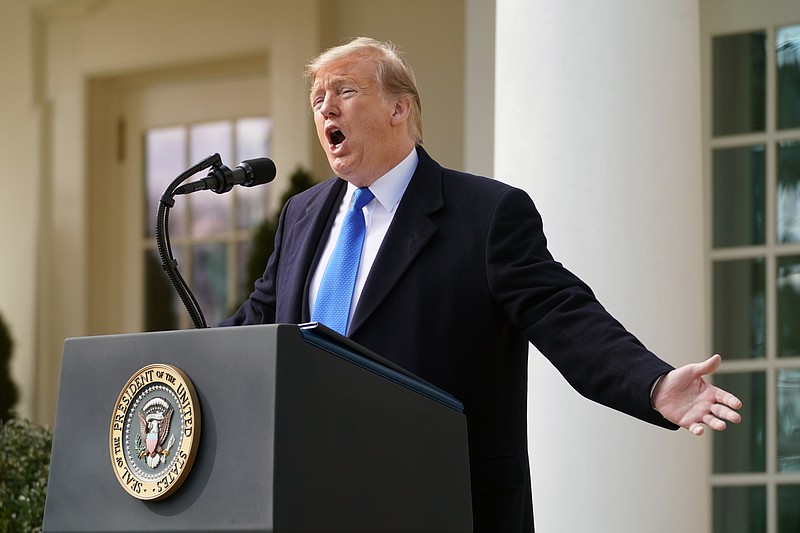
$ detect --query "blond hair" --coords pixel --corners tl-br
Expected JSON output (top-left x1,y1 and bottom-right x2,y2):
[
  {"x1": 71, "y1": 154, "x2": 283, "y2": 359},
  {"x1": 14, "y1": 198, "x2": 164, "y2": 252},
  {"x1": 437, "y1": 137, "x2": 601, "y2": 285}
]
[{"x1": 304, "y1": 37, "x2": 423, "y2": 145}]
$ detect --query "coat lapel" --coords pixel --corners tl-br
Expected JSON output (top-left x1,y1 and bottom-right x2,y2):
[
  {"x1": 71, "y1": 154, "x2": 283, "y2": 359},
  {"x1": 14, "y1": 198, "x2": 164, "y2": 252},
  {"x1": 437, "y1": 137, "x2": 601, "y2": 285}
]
[
  {"x1": 280, "y1": 177, "x2": 346, "y2": 322},
  {"x1": 348, "y1": 147, "x2": 443, "y2": 335}
]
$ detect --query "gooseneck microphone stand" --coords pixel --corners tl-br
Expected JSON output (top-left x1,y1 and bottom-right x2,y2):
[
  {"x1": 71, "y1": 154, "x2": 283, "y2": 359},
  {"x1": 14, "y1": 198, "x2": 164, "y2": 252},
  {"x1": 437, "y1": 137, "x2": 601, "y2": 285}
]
[{"x1": 155, "y1": 153, "x2": 222, "y2": 329}]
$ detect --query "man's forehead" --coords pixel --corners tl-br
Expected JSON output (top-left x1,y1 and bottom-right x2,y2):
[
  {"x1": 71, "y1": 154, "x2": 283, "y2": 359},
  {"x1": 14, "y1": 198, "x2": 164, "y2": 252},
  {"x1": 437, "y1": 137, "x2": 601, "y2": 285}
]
[
  {"x1": 310, "y1": 57, "x2": 377, "y2": 89},
  {"x1": 311, "y1": 72, "x2": 359, "y2": 89}
]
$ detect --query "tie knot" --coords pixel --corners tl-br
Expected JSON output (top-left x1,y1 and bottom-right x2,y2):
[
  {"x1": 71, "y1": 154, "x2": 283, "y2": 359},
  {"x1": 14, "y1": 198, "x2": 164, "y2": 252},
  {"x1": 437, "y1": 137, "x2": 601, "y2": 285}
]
[{"x1": 352, "y1": 187, "x2": 374, "y2": 211}]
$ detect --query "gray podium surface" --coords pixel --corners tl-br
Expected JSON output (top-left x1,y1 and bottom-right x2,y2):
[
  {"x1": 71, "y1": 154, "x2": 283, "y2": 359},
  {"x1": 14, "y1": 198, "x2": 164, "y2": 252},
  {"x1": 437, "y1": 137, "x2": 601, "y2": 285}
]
[{"x1": 42, "y1": 324, "x2": 472, "y2": 532}]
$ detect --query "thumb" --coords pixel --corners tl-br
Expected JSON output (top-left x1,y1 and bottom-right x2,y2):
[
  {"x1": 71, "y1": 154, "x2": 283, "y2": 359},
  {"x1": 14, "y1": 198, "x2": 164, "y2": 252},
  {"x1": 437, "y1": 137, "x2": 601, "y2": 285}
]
[{"x1": 694, "y1": 353, "x2": 722, "y2": 377}]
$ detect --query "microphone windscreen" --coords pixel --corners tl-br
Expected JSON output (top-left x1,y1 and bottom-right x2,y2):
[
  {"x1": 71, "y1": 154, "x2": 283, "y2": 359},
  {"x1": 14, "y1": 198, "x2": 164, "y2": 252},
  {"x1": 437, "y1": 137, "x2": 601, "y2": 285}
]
[{"x1": 242, "y1": 158, "x2": 277, "y2": 187}]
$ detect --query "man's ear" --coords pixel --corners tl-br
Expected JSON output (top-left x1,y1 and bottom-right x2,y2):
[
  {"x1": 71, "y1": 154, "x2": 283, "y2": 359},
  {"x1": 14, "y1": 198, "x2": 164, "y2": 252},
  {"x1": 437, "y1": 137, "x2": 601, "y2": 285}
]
[{"x1": 390, "y1": 97, "x2": 412, "y2": 126}]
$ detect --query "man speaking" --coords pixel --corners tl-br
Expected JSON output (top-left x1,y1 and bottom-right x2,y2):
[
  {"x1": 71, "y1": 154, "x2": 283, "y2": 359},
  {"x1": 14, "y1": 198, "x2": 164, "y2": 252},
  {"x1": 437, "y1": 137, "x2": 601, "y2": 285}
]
[{"x1": 221, "y1": 37, "x2": 742, "y2": 532}]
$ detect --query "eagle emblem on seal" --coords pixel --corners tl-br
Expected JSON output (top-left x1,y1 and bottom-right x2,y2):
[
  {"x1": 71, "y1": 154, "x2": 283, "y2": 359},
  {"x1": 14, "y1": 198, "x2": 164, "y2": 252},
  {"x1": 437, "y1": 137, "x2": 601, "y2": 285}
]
[{"x1": 136, "y1": 396, "x2": 176, "y2": 468}]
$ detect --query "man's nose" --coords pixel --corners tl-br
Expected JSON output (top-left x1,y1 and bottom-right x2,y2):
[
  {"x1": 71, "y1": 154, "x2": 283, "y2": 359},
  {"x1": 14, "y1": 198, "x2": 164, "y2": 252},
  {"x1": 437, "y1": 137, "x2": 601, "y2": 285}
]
[{"x1": 318, "y1": 95, "x2": 338, "y2": 116}]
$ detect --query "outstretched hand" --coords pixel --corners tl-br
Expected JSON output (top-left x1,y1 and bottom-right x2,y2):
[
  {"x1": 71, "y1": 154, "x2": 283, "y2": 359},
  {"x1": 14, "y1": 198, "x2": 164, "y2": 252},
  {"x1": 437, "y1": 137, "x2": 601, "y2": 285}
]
[{"x1": 651, "y1": 354, "x2": 742, "y2": 436}]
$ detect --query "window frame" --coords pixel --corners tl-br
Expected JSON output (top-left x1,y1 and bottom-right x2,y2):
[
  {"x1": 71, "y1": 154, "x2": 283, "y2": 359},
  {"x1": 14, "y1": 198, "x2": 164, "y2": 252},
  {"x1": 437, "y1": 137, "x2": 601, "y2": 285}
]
[{"x1": 706, "y1": 20, "x2": 800, "y2": 533}]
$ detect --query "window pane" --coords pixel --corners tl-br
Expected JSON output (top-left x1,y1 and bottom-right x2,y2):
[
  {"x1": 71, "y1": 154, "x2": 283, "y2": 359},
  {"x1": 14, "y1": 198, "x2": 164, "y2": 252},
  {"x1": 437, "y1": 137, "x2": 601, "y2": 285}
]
[
  {"x1": 778, "y1": 256, "x2": 800, "y2": 357},
  {"x1": 713, "y1": 372, "x2": 766, "y2": 473},
  {"x1": 778, "y1": 140, "x2": 800, "y2": 243},
  {"x1": 236, "y1": 117, "x2": 271, "y2": 161},
  {"x1": 713, "y1": 486, "x2": 766, "y2": 533},
  {"x1": 189, "y1": 121, "x2": 233, "y2": 237},
  {"x1": 235, "y1": 118, "x2": 273, "y2": 230},
  {"x1": 713, "y1": 31, "x2": 766, "y2": 136},
  {"x1": 778, "y1": 370, "x2": 800, "y2": 471},
  {"x1": 779, "y1": 485, "x2": 800, "y2": 532},
  {"x1": 713, "y1": 145, "x2": 766, "y2": 247},
  {"x1": 713, "y1": 259, "x2": 766, "y2": 359},
  {"x1": 777, "y1": 25, "x2": 800, "y2": 130},
  {"x1": 145, "y1": 127, "x2": 187, "y2": 238},
  {"x1": 191, "y1": 242, "x2": 227, "y2": 327},
  {"x1": 144, "y1": 248, "x2": 181, "y2": 332}
]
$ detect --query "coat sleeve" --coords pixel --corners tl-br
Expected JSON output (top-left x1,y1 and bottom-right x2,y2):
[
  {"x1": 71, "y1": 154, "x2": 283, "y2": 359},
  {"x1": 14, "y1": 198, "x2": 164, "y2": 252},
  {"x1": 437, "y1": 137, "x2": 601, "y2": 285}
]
[{"x1": 485, "y1": 186, "x2": 678, "y2": 429}]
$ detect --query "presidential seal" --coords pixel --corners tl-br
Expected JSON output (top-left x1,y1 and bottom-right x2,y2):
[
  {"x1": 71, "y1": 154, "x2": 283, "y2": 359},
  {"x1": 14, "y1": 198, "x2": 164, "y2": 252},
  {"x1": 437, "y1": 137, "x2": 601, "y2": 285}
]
[{"x1": 109, "y1": 363, "x2": 201, "y2": 500}]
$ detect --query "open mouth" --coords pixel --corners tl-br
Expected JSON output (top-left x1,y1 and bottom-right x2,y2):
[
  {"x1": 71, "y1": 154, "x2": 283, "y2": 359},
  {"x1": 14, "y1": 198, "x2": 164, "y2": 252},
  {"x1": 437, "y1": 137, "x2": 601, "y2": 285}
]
[{"x1": 328, "y1": 128, "x2": 346, "y2": 148}]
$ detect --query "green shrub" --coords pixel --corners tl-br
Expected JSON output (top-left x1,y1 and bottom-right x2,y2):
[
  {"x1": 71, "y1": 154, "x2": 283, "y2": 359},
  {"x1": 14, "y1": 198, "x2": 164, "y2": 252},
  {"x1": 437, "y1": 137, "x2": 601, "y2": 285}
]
[
  {"x1": 237, "y1": 166, "x2": 316, "y2": 307},
  {"x1": 0, "y1": 311, "x2": 18, "y2": 422},
  {"x1": 0, "y1": 418, "x2": 52, "y2": 533}
]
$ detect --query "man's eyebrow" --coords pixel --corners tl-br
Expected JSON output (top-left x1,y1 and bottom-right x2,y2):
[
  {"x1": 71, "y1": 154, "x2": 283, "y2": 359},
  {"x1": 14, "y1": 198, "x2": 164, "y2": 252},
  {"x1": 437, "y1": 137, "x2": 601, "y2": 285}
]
[
  {"x1": 312, "y1": 75, "x2": 360, "y2": 90},
  {"x1": 310, "y1": 77, "x2": 361, "y2": 102}
]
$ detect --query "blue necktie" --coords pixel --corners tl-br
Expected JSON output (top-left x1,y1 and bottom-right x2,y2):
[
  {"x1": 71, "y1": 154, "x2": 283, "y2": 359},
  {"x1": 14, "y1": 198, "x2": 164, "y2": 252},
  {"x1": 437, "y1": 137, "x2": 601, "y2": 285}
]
[{"x1": 312, "y1": 187, "x2": 375, "y2": 335}]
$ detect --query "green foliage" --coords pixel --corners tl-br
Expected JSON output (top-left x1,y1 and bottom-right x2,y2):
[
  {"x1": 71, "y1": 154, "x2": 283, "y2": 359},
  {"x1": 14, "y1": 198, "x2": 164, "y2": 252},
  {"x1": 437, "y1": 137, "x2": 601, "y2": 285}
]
[
  {"x1": 0, "y1": 311, "x2": 18, "y2": 422},
  {"x1": 238, "y1": 166, "x2": 316, "y2": 305},
  {"x1": 0, "y1": 418, "x2": 52, "y2": 533}
]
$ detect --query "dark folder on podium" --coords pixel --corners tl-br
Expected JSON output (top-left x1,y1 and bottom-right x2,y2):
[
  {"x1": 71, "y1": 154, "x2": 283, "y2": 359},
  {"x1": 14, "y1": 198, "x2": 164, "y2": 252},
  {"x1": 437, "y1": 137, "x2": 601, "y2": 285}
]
[{"x1": 43, "y1": 323, "x2": 473, "y2": 532}]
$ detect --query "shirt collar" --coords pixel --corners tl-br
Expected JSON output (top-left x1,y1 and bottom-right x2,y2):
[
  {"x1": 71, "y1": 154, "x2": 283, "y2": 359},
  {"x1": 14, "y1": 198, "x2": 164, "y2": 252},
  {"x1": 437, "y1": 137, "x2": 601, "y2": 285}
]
[{"x1": 345, "y1": 147, "x2": 418, "y2": 214}]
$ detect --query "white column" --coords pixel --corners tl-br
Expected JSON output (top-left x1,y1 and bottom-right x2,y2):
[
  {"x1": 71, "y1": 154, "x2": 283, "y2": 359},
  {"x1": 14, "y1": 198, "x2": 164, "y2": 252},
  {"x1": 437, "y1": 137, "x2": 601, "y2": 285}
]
[{"x1": 495, "y1": 1, "x2": 708, "y2": 532}]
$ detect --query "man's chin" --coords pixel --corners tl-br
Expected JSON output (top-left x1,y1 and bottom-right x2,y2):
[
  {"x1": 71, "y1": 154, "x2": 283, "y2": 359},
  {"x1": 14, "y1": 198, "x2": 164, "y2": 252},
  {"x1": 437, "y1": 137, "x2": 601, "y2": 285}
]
[{"x1": 328, "y1": 157, "x2": 354, "y2": 178}]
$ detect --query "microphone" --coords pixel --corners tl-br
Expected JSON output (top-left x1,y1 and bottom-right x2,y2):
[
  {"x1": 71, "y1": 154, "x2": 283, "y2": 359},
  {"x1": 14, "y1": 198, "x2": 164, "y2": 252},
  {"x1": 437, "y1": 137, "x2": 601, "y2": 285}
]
[{"x1": 174, "y1": 157, "x2": 276, "y2": 195}]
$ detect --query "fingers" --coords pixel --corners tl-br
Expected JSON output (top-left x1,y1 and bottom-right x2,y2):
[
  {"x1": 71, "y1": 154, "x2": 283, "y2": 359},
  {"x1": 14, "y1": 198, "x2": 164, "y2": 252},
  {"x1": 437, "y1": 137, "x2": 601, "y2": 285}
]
[
  {"x1": 703, "y1": 413, "x2": 727, "y2": 431},
  {"x1": 711, "y1": 402, "x2": 742, "y2": 424},
  {"x1": 685, "y1": 393, "x2": 742, "y2": 435},
  {"x1": 688, "y1": 416, "x2": 726, "y2": 436},
  {"x1": 716, "y1": 388, "x2": 743, "y2": 410},
  {"x1": 689, "y1": 424, "x2": 704, "y2": 436}
]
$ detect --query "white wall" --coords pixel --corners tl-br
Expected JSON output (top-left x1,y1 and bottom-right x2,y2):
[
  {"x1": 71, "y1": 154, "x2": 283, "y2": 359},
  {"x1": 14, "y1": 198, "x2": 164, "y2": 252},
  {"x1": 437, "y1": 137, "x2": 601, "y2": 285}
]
[
  {"x1": 495, "y1": 1, "x2": 708, "y2": 531},
  {"x1": 464, "y1": 0, "x2": 495, "y2": 177}
]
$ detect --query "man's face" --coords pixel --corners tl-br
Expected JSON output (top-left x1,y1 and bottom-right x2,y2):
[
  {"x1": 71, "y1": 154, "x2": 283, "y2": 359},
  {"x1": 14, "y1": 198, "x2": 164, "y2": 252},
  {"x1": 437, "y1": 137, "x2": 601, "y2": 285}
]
[{"x1": 310, "y1": 56, "x2": 405, "y2": 186}]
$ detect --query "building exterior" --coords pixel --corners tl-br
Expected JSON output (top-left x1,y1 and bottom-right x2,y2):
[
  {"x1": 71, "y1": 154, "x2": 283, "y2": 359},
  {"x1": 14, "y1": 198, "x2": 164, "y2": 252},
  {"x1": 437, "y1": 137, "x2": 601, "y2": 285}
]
[{"x1": 0, "y1": 0, "x2": 797, "y2": 531}]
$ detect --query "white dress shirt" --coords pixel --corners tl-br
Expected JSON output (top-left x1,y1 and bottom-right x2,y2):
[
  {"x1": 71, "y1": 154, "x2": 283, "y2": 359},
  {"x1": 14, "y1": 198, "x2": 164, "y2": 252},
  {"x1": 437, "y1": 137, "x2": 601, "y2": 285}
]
[{"x1": 309, "y1": 148, "x2": 419, "y2": 332}]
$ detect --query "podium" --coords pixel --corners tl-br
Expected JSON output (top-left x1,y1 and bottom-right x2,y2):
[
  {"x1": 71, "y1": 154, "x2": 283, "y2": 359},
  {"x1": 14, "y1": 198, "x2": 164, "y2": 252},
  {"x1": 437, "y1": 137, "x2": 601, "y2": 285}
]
[{"x1": 42, "y1": 323, "x2": 472, "y2": 532}]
